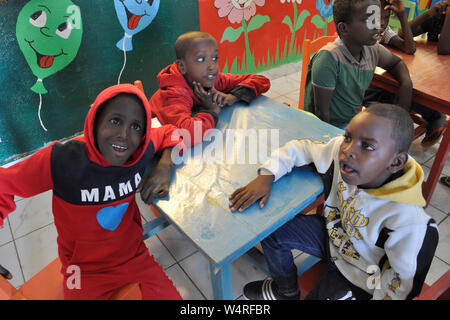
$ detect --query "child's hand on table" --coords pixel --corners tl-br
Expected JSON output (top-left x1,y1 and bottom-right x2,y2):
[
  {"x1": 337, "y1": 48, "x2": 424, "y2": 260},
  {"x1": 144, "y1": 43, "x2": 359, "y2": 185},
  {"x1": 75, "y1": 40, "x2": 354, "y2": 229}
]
[
  {"x1": 138, "y1": 148, "x2": 173, "y2": 204},
  {"x1": 211, "y1": 91, "x2": 239, "y2": 108},
  {"x1": 229, "y1": 170, "x2": 275, "y2": 212}
]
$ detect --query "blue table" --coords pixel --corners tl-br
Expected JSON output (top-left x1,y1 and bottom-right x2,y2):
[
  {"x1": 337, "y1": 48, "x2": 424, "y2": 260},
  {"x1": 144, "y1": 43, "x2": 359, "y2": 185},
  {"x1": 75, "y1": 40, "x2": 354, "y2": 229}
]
[{"x1": 153, "y1": 96, "x2": 343, "y2": 299}]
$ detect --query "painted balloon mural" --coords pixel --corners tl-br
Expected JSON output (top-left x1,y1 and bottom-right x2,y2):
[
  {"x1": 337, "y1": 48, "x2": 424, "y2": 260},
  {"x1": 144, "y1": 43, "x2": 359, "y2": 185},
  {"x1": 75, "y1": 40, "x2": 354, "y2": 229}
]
[
  {"x1": 114, "y1": 0, "x2": 160, "y2": 83},
  {"x1": 15, "y1": 0, "x2": 82, "y2": 131}
]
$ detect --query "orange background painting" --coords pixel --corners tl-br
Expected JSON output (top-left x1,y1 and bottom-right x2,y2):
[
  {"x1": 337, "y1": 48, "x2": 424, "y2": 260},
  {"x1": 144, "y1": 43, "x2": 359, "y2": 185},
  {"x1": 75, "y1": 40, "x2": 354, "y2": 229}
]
[{"x1": 198, "y1": 0, "x2": 336, "y2": 74}]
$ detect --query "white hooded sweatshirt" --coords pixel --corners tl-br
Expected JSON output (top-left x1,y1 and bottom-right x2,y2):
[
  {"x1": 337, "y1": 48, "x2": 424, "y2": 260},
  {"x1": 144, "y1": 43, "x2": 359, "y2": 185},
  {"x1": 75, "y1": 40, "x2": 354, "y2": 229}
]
[{"x1": 261, "y1": 136, "x2": 438, "y2": 300}]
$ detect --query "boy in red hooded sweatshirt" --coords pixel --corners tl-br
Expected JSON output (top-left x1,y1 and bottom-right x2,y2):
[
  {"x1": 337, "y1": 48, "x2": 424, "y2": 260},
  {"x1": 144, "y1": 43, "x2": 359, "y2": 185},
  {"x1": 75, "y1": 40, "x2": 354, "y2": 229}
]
[
  {"x1": 150, "y1": 31, "x2": 271, "y2": 147},
  {"x1": 0, "y1": 84, "x2": 183, "y2": 300}
]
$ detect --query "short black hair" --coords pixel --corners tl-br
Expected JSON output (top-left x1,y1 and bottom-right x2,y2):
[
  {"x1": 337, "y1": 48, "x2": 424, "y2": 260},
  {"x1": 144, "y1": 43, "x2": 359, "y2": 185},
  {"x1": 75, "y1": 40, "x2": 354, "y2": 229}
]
[
  {"x1": 364, "y1": 103, "x2": 414, "y2": 153},
  {"x1": 333, "y1": 0, "x2": 379, "y2": 35},
  {"x1": 174, "y1": 31, "x2": 217, "y2": 60}
]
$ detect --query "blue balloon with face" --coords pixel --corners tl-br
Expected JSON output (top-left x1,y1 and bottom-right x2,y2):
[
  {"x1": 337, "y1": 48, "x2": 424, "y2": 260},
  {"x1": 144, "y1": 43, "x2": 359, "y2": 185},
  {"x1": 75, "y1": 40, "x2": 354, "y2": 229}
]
[{"x1": 114, "y1": 0, "x2": 160, "y2": 51}]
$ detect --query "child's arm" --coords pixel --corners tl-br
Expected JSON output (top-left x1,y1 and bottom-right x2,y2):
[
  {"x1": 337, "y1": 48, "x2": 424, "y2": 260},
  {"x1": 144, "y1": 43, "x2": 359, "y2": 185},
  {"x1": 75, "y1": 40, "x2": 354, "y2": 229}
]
[
  {"x1": 377, "y1": 46, "x2": 413, "y2": 111},
  {"x1": 0, "y1": 144, "x2": 54, "y2": 227},
  {"x1": 214, "y1": 73, "x2": 270, "y2": 104},
  {"x1": 154, "y1": 91, "x2": 218, "y2": 146},
  {"x1": 137, "y1": 124, "x2": 184, "y2": 204},
  {"x1": 405, "y1": 0, "x2": 449, "y2": 36},
  {"x1": 229, "y1": 137, "x2": 340, "y2": 212},
  {"x1": 386, "y1": 0, "x2": 416, "y2": 54},
  {"x1": 313, "y1": 86, "x2": 334, "y2": 123},
  {"x1": 308, "y1": 50, "x2": 338, "y2": 123},
  {"x1": 138, "y1": 147, "x2": 173, "y2": 204},
  {"x1": 438, "y1": 4, "x2": 450, "y2": 55}
]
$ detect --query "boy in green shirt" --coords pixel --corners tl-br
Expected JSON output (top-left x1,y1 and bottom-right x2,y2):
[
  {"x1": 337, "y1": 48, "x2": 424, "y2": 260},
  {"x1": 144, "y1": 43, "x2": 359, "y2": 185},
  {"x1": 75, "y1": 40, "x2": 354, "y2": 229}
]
[{"x1": 304, "y1": 0, "x2": 412, "y2": 129}]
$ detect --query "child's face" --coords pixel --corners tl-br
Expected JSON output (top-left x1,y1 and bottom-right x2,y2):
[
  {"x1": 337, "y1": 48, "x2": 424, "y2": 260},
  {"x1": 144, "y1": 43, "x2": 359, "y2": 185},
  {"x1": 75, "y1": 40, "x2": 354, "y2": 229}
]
[
  {"x1": 343, "y1": 0, "x2": 381, "y2": 46},
  {"x1": 95, "y1": 94, "x2": 146, "y2": 166},
  {"x1": 178, "y1": 38, "x2": 219, "y2": 90},
  {"x1": 380, "y1": 6, "x2": 391, "y2": 34},
  {"x1": 339, "y1": 112, "x2": 401, "y2": 189}
]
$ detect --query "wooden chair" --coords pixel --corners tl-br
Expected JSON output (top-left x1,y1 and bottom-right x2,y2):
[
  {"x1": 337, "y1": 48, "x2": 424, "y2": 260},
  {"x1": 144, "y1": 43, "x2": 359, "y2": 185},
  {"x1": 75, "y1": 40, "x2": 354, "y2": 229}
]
[{"x1": 298, "y1": 34, "x2": 338, "y2": 110}]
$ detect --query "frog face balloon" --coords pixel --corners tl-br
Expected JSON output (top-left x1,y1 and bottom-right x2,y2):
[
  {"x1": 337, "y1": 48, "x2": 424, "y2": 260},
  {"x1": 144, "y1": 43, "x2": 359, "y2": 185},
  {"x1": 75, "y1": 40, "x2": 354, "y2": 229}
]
[
  {"x1": 114, "y1": 0, "x2": 160, "y2": 51},
  {"x1": 16, "y1": 0, "x2": 83, "y2": 94}
]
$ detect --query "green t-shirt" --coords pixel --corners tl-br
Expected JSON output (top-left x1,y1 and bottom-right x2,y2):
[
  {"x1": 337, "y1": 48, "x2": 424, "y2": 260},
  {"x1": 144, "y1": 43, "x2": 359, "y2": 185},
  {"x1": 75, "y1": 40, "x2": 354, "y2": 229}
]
[{"x1": 304, "y1": 38, "x2": 393, "y2": 128}]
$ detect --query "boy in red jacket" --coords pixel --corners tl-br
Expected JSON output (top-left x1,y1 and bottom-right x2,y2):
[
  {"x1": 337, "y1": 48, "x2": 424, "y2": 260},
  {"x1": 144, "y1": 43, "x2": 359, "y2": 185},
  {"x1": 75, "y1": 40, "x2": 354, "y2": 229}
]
[
  {"x1": 150, "y1": 31, "x2": 271, "y2": 147},
  {"x1": 0, "y1": 84, "x2": 183, "y2": 300}
]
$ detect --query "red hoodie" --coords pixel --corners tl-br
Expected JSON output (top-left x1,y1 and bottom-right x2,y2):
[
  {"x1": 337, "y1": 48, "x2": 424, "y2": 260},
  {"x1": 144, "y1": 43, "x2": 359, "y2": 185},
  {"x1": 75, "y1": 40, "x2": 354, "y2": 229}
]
[
  {"x1": 150, "y1": 62, "x2": 270, "y2": 146},
  {"x1": 0, "y1": 84, "x2": 183, "y2": 297}
]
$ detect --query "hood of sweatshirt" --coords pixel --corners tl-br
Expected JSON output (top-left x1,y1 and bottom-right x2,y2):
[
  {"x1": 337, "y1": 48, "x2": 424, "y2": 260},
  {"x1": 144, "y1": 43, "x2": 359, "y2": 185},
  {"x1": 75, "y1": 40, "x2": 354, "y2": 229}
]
[
  {"x1": 364, "y1": 156, "x2": 426, "y2": 206},
  {"x1": 82, "y1": 83, "x2": 153, "y2": 167}
]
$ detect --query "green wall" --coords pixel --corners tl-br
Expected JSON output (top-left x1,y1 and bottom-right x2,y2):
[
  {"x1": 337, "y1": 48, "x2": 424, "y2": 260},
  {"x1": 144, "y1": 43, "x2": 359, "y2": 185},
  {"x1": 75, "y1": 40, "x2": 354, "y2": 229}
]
[{"x1": 0, "y1": 0, "x2": 199, "y2": 165}]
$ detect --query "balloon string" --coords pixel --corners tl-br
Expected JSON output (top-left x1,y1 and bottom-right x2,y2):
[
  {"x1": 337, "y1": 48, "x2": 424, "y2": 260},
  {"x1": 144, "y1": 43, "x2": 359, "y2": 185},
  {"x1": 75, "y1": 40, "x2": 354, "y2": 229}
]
[
  {"x1": 117, "y1": 38, "x2": 127, "y2": 84},
  {"x1": 38, "y1": 93, "x2": 48, "y2": 132}
]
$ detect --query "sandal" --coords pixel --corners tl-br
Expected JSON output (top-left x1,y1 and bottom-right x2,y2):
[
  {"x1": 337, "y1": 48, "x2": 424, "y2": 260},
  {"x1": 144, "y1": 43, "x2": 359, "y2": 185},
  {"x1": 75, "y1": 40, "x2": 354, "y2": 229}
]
[
  {"x1": 440, "y1": 176, "x2": 450, "y2": 188},
  {"x1": 421, "y1": 124, "x2": 446, "y2": 148}
]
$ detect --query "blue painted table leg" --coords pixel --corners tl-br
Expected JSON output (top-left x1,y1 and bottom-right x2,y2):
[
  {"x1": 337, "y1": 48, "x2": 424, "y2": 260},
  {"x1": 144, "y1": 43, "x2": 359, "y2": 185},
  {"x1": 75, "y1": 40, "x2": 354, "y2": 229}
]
[{"x1": 210, "y1": 262, "x2": 233, "y2": 300}]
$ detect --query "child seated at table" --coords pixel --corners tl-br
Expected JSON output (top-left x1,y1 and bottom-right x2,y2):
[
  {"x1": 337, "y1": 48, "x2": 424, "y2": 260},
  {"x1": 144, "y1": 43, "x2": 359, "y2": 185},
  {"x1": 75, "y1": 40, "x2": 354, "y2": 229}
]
[
  {"x1": 303, "y1": 0, "x2": 413, "y2": 130},
  {"x1": 399, "y1": 0, "x2": 450, "y2": 55},
  {"x1": 230, "y1": 103, "x2": 438, "y2": 300},
  {"x1": 0, "y1": 84, "x2": 183, "y2": 300},
  {"x1": 364, "y1": 0, "x2": 447, "y2": 148},
  {"x1": 150, "y1": 31, "x2": 270, "y2": 147},
  {"x1": 377, "y1": 0, "x2": 416, "y2": 54}
]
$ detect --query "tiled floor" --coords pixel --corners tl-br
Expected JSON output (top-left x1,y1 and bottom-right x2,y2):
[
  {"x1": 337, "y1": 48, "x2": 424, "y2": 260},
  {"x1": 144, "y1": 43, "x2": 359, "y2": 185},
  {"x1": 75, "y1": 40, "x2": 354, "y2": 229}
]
[{"x1": 0, "y1": 62, "x2": 449, "y2": 299}]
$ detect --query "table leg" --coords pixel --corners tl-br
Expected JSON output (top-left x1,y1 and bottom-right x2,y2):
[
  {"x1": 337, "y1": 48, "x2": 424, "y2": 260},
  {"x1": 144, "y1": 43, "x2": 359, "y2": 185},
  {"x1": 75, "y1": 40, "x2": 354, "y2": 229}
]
[
  {"x1": 209, "y1": 262, "x2": 233, "y2": 300},
  {"x1": 422, "y1": 120, "x2": 450, "y2": 206}
]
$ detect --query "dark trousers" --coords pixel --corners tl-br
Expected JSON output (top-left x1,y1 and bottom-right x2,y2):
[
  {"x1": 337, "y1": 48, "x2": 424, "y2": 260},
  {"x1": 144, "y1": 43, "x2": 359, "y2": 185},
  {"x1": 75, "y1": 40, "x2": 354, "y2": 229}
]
[
  {"x1": 363, "y1": 85, "x2": 442, "y2": 126},
  {"x1": 261, "y1": 214, "x2": 371, "y2": 300}
]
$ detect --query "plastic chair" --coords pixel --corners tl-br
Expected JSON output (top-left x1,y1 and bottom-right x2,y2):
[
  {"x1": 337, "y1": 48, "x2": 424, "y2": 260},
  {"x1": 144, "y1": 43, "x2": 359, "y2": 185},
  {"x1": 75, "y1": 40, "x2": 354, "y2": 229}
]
[
  {"x1": 414, "y1": 270, "x2": 450, "y2": 300},
  {"x1": 296, "y1": 261, "x2": 449, "y2": 300},
  {"x1": 389, "y1": 0, "x2": 417, "y2": 31},
  {"x1": 298, "y1": 34, "x2": 338, "y2": 110},
  {"x1": 0, "y1": 258, "x2": 142, "y2": 300}
]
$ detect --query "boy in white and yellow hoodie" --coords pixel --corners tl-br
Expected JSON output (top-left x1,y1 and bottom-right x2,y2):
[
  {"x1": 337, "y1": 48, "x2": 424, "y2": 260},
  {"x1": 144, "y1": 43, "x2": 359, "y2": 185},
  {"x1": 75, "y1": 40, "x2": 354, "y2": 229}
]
[{"x1": 230, "y1": 104, "x2": 438, "y2": 300}]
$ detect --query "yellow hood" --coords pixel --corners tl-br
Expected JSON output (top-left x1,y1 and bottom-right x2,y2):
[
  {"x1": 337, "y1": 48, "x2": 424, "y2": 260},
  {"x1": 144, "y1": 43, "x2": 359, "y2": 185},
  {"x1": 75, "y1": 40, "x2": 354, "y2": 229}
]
[{"x1": 364, "y1": 157, "x2": 426, "y2": 206}]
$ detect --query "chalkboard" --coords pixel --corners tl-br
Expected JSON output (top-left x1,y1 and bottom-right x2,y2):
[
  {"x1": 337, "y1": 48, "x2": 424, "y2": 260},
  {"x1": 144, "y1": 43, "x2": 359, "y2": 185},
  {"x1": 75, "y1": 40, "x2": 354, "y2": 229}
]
[{"x1": 0, "y1": 0, "x2": 200, "y2": 165}]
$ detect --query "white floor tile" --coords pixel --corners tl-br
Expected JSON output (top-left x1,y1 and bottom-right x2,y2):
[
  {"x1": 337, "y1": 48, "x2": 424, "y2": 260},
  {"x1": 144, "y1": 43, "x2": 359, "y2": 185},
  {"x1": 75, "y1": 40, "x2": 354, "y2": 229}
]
[
  {"x1": 425, "y1": 256, "x2": 450, "y2": 286},
  {"x1": 156, "y1": 225, "x2": 198, "y2": 262},
  {"x1": 0, "y1": 218, "x2": 13, "y2": 247},
  {"x1": 435, "y1": 216, "x2": 450, "y2": 264},
  {"x1": 425, "y1": 205, "x2": 448, "y2": 225},
  {"x1": 0, "y1": 241, "x2": 25, "y2": 288},
  {"x1": 409, "y1": 139, "x2": 440, "y2": 165},
  {"x1": 164, "y1": 263, "x2": 205, "y2": 300},
  {"x1": 422, "y1": 166, "x2": 450, "y2": 213},
  {"x1": 269, "y1": 76, "x2": 301, "y2": 96},
  {"x1": 144, "y1": 234, "x2": 176, "y2": 269},
  {"x1": 14, "y1": 223, "x2": 58, "y2": 281},
  {"x1": 8, "y1": 190, "x2": 53, "y2": 239},
  {"x1": 178, "y1": 251, "x2": 267, "y2": 300},
  {"x1": 424, "y1": 154, "x2": 450, "y2": 177}
]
